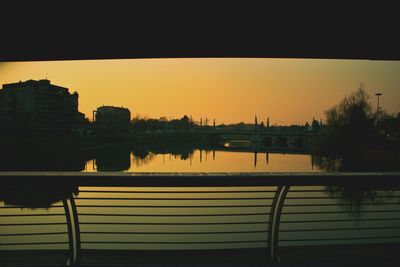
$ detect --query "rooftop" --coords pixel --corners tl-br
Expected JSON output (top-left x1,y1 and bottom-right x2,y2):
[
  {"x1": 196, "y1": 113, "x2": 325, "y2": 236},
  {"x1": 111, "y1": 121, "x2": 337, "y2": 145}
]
[
  {"x1": 97, "y1": 105, "x2": 130, "y2": 111},
  {"x1": 2, "y1": 79, "x2": 71, "y2": 93}
]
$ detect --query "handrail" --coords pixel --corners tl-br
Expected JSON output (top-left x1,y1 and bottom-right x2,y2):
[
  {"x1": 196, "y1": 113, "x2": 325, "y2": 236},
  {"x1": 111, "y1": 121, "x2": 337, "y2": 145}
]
[
  {"x1": 0, "y1": 173, "x2": 400, "y2": 266},
  {"x1": 0, "y1": 172, "x2": 400, "y2": 187}
]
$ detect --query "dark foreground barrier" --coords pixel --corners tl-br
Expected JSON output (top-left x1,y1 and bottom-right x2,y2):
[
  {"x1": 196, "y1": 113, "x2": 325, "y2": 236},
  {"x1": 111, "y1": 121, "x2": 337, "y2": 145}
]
[{"x1": 0, "y1": 172, "x2": 399, "y2": 266}]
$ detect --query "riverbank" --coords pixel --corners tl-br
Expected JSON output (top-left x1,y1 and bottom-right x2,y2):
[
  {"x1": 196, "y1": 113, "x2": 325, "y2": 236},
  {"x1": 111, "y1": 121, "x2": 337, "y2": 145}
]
[
  {"x1": 0, "y1": 132, "x2": 213, "y2": 171},
  {"x1": 0, "y1": 131, "x2": 214, "y2": 154}
]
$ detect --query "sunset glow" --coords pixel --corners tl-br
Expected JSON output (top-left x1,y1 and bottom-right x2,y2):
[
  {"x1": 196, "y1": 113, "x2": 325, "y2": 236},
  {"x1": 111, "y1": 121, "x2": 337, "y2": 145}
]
[{"x1": 1, "y1": 58, "x2": 399, "y2": 125}]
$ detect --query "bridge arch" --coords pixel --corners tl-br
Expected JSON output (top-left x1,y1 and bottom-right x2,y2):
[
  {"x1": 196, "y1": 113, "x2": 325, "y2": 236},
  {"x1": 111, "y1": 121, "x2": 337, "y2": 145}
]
[
  {"x1": 275, "y1": 136, "x2": 288, "y2": 147},
  {"x1": 292, "y1": 137, "x2": 305, "y2": 148},
  {"x1": 263, "y1": 136, "x2": 274, "y2": 147}
]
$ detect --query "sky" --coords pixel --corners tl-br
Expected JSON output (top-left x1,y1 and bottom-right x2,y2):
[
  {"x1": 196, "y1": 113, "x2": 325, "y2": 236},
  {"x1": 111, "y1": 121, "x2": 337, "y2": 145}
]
[{"x1": 0, "y1": 58, "x2": 399, "y2": 125}]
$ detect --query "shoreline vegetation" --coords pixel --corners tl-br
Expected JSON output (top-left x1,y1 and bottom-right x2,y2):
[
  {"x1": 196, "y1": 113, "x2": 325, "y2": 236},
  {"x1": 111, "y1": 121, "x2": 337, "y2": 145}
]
[
  {"x1": 310, "y1": 87, "x2": 400, "y2": 171},
  {"x1": 0, "y1": 127, "x2": 399, "y2": 172}
]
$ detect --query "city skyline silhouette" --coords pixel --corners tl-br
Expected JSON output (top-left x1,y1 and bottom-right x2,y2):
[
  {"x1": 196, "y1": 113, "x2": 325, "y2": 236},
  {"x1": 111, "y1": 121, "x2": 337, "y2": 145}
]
[{"x1": 1, "y1": 58, "x2": 399, "y2": 125}]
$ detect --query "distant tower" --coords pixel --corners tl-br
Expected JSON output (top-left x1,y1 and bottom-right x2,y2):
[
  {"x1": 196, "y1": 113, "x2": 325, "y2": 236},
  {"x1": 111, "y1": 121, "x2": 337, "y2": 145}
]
[
  {"x1": 267, "y1": 117, "x2": 270, "y2": 128},
  {"x1": 254, "y1": 115, "x2": 258, "y2": 134},
  {"x1": 200, "y1": 118, "x2": 202, "y2": 127},
  {"x1": 213, "y1": 119, "x2": 215, "y2": 129}
]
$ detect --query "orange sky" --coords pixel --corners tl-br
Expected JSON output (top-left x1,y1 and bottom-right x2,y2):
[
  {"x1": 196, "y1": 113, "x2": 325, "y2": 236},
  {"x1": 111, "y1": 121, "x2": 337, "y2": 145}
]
[{"x1": 1, "y1": 58, "x2": 399, "y2": 125}]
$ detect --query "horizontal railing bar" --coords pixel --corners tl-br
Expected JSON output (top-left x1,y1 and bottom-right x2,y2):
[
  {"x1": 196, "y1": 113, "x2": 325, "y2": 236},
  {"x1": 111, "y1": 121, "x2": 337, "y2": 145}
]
[
  {"x1": 280, "y1": 226, "x2": 400, "y2": 232},
  {"x1": 0, "y1": 232, "x2": 68, "y2": 236},
  {"x1": 286, "y1": 196, "x2": 400, "y2": 199},
  {"x1": 79, "y1": 222, "x2": 269, "y2": 225},
  {"x1": 0, "y1": 222, "x2": 66, "y2": 226},
  {"x1": 280, "y1": 236, "x2": 400, "y2": 242},
  {"x1": 0, "y1": 205, "x2": 64, "y2": 208},
  {"x1": 77, "y1": 189, "x2": 400, "y2": 193},
  {"x1": 78, "y1": 213, "x2": 270, "y2": 217},
  {"x1": 0, "y1": 197, "x2": 65, "y2": 201},
  {"x1": 81, "y1": 240, "x2": 268, "y2": 244},
  {"x1": 78, "y1": 190, "x2": 278, "y2": 193},
  {"x1": 81, "y1": 230, "x2": 269, "y2": 235},
  {"x1": 0, "y1": 214, "x2": 65, "y2": 217},
  {"x1": 76, "y1": 205, "x2": 272, "y2": 208},
  {"x1": 74, "y1": 197, "x2": 275, "y2": 200},
  {"x1": 76, "y1": 190, "x2": 400, "y2": 194},
  {"x1": 289, "y1": 189, "x2": 400, "y2": 192},
  {"x1": 281, "y1": 210, "x2": 400, "y2": 214},
  {"x1": 0, "y1": 195, "x2": 66, "y2": 198},
  {"x1": 1, "y1": 172, "x2": 399, "y2": 187},
  {"x1": 281, "y1": 218, "x2": 400, "y2": 223},
  {"x1": 0, "y1": 260, "x2": 69, "y2": 264},
  {"x1": 284, "y1": 203, "x2": 400, "y2": 206},
  {"x1": 0, "y1": 242, "x2": 69, "y2": 246}
]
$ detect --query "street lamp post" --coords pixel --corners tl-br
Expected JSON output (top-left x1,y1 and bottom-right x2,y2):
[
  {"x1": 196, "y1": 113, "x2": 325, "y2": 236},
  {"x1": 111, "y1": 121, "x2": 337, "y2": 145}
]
[{"x1": 375, "y1": 92, "x2": 382, "y2": 127}]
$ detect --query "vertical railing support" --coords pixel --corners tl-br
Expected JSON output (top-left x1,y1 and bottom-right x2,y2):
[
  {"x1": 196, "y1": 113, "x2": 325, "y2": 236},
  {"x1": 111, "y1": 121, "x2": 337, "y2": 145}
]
[
  {"x1": 63, "y1": 198, "x2": 74, "y2": 266},
  {"x1": 268, "y1": 185, "x2": 290, "y2": 263},
  {"x1": 63, "y1": 194, "x2": 81, "y2": 266}
]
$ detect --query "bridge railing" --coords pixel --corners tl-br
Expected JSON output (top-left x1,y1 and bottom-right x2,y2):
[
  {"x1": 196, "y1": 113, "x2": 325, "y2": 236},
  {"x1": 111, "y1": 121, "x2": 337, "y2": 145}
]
[{"x1": 0, "y1": 172, "x2": 399, "y2": 266}]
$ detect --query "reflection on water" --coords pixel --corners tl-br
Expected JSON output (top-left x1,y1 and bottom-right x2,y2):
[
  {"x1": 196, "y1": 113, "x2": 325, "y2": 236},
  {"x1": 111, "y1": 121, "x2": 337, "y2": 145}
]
[
  {"x1": 313, "y1": 154, "x2": 400, "y2": 172},
  {"x1": 0, "y1": 184, "x2": 78, "y2": 209},
  {"x1": 1, "y1": 185, "x2": 399, "y2": 248},
  {"x1": 325, "y1": 185, "x2": 400, "y2": 218},
  {"x1": 94, "y1": 148, "x2": 132, "y2": 172},
  {"x1": 280, "y1": 186, "x2": 400, "y2": 248},
  {"x1": 84, "y1": 149, "x2": 321, "y2": 172},
  {"x1": 1, "y1": 182, "x2": 400, "y2": 266},
  {"x1": 1, "y1": 141, "x2": 398, "y2": 172},
  {"x1": 0, "y1": 140, "x2": 324, "y2": 172}
]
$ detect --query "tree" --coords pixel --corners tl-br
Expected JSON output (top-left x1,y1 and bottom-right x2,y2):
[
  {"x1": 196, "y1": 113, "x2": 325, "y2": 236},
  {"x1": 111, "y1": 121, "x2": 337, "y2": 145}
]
[
  {"x1": 314, "y1": 87, "x2": 377, "y2": 158},
  {"x1": 311, "y1": 117, "x2": 320, "y2": 131},
  {"x1": 180, "y1": 115, "x2": 190, "y2": 131},
  {"x1": 379, "y1": 110, "x2": 400, "y2": 136}
]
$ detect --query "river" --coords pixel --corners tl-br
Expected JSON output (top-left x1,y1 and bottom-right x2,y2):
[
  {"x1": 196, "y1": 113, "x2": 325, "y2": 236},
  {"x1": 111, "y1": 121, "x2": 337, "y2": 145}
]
[{"x1": 83, "y1": 149, "x2": 322, "y2": 172}]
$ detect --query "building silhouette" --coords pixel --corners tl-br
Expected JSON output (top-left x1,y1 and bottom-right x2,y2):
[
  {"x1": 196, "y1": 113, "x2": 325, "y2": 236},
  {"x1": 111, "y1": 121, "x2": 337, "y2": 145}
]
[
  {"x1": 0, "y1": 79, "x2": 84, "y2": 137},
  {"x1": 94, "y1": 106, "x2": 131, "y2": 135}
]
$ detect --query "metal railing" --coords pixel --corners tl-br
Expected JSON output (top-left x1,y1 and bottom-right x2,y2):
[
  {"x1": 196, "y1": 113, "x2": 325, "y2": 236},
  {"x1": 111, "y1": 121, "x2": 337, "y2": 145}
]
[{"x1": 0, "y1": 172, "x2": 400, "y2": 266}]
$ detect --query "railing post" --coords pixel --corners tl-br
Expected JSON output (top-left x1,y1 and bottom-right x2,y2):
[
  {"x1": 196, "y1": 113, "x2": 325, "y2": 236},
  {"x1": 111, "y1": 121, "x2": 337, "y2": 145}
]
[
  {"x1": 268, "y1": 185, "x2": 290, "y2": 263},
  {"x1": 63, "y1": 198, "x2": 74, "y2": 266},
  {"x1": 63, "y1": 194, "x2": 81, "y2": 266}
]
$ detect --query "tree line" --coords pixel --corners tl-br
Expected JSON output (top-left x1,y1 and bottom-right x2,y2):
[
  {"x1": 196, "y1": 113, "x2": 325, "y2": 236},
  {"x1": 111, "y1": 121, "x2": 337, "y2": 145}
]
[
  {"x1": 313, "y1": 86, "x2": 400, "y2": 159},
  {"x1": 130, "y1": 114, "x2": 323, "y2": 132}
]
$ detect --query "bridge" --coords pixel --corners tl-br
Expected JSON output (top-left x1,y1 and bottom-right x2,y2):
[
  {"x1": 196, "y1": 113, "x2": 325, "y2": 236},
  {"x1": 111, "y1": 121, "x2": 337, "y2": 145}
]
[
  {"x1": 214, "y1": 145, "x2": 312, "y2": 155},
  {"x1": 203, "y1": 129, "x2": 316, "y2": 136},
  {"x1": 201, "y1": 128, "x2": 318, "y2": 148}
]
